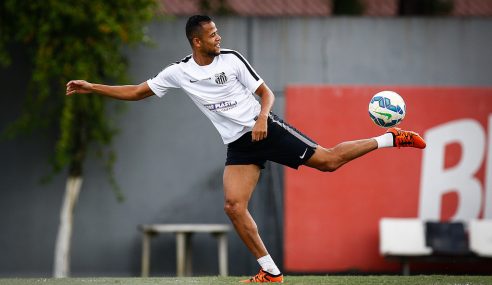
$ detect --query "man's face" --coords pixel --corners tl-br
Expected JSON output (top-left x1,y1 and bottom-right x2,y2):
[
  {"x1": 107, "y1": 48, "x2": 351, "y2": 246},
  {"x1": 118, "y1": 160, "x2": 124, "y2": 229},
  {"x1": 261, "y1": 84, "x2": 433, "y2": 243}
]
[{"x1": 197, "y1": 21, "x2": 221, "y2": 57}]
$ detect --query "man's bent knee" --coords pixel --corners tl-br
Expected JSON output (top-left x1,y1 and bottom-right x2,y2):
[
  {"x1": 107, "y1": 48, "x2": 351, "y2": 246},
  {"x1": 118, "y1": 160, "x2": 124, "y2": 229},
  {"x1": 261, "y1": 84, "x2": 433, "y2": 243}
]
[
  {"x1": 317, "y1": 162, "x2": 338, "y2": 172},
  {"x1": 224, "y1": 200, "x2": 245, "y2": 218},
  {"x1": 305, "y1": 148, "x2": 342, "y2": 172}
]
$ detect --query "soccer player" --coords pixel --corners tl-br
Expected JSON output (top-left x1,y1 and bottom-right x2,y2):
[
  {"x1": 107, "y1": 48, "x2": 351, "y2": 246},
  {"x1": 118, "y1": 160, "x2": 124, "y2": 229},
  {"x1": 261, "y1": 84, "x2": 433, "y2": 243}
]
[{"x1": 66, "y1": 15, "x2": 426, "y2": 283}]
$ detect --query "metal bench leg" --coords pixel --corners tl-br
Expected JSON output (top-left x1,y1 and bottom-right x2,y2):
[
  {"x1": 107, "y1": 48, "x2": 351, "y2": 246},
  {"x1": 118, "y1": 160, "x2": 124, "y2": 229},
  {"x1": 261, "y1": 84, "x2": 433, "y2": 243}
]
[
  {"x1": 176, "y1": 232, "x2": 186, "y2": 277},
  {"x1": 141, "y1": 232, "x2": 151, "y2": 277},
  {"x1": 176, "y1": 232, "x2": 193, "y2": 277},
  {"x1": 217, "y1": 233, "x2": 228, "y2": 276},
  {"x1": 402, "y1": 258, "x2": 410, "y2": 276}
]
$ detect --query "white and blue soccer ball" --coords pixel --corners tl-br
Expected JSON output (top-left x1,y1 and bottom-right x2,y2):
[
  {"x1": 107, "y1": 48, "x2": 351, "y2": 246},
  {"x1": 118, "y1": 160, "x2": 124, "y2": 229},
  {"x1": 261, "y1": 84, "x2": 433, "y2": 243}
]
[{"x1": 368, "y1": 91, "x2": 406, "y2": 128}]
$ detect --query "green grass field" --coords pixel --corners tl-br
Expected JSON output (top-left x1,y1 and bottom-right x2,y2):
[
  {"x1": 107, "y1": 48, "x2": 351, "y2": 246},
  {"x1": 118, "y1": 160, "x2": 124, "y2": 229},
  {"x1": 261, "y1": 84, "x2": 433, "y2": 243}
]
[{"x1": 1, "y1": 276, "x2": 491, "y2": 285}]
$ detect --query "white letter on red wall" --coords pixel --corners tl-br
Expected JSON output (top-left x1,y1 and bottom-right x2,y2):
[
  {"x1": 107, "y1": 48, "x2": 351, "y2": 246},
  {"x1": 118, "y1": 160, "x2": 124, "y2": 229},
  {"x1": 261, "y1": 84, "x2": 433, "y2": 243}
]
[{"x1": 419, "y1": 119, "x2": 485, "y2": 220}]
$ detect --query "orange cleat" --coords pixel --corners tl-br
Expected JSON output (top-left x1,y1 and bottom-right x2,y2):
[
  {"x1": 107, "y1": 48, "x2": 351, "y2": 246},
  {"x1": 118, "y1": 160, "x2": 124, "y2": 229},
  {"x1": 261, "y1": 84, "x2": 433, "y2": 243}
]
[
  {"x1": 240, "y1": 269, "x2": 284, "y2": 283},
  {"x1": 387, "y1": 127, "x2": 426, "y2": 149}
]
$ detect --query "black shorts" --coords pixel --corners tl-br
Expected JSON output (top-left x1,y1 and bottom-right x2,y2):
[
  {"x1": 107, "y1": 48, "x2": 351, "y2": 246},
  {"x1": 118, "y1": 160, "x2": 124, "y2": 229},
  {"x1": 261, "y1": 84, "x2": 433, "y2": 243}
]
[{"x1": 226, "y1": 113, "x2": 318, "y2": 169}]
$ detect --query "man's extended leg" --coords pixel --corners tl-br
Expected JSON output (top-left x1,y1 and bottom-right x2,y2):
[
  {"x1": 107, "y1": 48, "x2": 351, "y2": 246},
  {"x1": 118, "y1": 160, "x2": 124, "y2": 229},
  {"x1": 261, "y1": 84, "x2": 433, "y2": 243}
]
[
  {"x1": 305, "y1": 139, "x2": 378, "y2": 171},
  {"x1": 305, "y1": 128, "x2": 426, "y2": 172}
]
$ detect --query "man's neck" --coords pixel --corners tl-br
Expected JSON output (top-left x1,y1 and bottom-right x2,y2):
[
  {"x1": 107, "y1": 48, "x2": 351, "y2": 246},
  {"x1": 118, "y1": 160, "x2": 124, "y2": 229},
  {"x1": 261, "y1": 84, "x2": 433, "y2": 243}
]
[{"x1": 193, "y1": 51, "x2": 216, "y2": 66}]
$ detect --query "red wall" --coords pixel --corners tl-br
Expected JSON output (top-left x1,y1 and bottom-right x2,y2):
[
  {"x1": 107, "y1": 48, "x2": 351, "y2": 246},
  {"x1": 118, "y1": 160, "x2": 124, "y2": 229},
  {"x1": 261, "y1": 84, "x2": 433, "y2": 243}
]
[{"x1": 284, "y1": 85, "x2": 492, "y2": 272}]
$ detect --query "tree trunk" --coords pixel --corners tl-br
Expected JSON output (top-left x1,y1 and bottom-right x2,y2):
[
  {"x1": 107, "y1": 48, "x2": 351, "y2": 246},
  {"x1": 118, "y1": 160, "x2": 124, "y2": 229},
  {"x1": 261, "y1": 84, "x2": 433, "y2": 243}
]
[{"x1": 53, "y1": 175, "x2": 83, "y2": 278}]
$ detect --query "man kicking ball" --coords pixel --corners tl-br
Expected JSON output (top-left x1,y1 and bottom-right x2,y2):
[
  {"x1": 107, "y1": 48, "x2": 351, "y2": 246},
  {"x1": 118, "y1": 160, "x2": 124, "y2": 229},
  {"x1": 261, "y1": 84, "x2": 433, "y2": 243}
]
[{"x1": 66, "y1": 15, "x2": 425, "y2": 283}]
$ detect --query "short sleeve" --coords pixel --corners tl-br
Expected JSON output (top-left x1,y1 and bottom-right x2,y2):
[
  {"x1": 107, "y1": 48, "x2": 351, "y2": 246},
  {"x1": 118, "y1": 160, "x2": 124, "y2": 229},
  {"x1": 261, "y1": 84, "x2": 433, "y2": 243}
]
[
  {"x1": 231, "y1": 51, "x2": 264, "y2": 93},
  {"x1": 147, "y1": 64, "x2": 181, "y2": 98}
]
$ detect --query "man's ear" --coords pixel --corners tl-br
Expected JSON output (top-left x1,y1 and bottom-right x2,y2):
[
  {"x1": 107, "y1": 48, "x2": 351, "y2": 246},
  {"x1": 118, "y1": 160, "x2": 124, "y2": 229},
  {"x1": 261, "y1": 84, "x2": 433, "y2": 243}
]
[{"x1": 192, "y1": 37, "x2": 201, "y2": 48}]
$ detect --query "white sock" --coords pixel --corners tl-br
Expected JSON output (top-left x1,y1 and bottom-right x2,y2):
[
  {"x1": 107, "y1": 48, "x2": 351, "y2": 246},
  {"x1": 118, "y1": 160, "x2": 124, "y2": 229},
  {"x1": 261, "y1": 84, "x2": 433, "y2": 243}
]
[
  {"x1": 374, "y1": 133, "x2": 394, "y2": 148},
  {"x1": 257, "y1": 254, "x2": 281, "y2": 275}
]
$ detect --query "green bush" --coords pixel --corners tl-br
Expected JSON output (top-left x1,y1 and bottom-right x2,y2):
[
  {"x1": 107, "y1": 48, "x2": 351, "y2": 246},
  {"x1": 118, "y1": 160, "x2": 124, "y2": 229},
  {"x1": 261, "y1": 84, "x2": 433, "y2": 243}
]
[{"x1": 0, "y1": 0, "x2": 156, "y2": 198}]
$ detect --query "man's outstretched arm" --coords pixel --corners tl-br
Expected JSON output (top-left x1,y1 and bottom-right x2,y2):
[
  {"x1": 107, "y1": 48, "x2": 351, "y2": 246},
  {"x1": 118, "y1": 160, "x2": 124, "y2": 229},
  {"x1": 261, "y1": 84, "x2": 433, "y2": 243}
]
[{"x1": 66, "y1": 80, "x2": 154, "y2": 101}]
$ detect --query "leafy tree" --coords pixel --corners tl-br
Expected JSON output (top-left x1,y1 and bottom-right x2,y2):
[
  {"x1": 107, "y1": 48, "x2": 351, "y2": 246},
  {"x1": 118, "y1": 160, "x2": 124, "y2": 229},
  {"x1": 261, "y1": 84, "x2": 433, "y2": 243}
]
[{"x1": 0, "y1": 0, "x2": 156, "y2": 277}]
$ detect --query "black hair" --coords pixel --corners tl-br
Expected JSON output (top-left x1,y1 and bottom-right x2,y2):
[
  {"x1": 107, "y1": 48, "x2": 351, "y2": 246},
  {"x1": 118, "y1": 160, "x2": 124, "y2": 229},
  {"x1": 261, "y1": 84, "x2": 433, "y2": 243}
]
[{"x1": 185, "y1": 15, "x2": 212, "y2": 46}]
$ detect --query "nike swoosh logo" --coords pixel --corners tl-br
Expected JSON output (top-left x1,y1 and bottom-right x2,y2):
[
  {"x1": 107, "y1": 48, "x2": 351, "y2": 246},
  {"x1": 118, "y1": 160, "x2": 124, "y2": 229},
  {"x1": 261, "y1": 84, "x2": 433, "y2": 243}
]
[
  {"x1": 374, "y1": 111, "x2": 392, "y2": 120},
  {"x1": 189, "y1": 77, "x2": 211, "y2": 83},
  {"x1": 299, "y1": 148, "x2": 308, "y2": 159}
]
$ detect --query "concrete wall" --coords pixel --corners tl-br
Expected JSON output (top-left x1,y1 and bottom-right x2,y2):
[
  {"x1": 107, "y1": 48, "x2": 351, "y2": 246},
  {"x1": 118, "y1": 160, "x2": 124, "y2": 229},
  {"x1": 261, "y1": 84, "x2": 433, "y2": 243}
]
[{"x1": 0, "y1": 16, "x2": 491, "y2": 277}]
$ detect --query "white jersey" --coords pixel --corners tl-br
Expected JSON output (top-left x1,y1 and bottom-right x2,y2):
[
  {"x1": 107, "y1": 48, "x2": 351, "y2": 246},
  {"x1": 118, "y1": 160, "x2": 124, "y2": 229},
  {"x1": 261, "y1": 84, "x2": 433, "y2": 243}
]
[{"x1": 147, "y1": 49, "x2": 264, "y2": 144}]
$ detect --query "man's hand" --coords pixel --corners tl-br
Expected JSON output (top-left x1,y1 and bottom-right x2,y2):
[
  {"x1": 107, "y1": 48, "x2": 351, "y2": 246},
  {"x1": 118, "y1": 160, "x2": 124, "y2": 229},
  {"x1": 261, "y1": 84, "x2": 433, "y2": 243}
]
[
  {"x1": 252, "y1": 114, "x2": 268, "y2": 142},
  {"x1": 66, "y1": 80, "x2": 93, "y2": 96}
]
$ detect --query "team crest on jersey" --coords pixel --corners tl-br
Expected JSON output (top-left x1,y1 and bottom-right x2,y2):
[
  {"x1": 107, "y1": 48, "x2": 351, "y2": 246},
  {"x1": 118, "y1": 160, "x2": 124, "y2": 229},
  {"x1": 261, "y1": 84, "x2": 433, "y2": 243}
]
[{"x1": 215, "y1": 72, "x2": 228, "y2": 84}]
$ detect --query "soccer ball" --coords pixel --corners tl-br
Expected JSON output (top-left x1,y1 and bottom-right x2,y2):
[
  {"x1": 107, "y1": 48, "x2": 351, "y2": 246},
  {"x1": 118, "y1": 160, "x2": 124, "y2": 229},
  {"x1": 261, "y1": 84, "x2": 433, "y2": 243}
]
[{"x1": 368, "y1": 91, "x2": 406, "y2": 128}]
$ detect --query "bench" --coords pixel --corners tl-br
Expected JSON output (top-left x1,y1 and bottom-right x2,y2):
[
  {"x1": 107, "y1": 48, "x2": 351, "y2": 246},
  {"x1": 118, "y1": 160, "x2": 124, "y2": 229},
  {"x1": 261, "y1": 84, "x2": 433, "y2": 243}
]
[
  {"x1": 139, "y1": 224, "x2": 231, "y2": 277},
  {"x1": 379, "y1": 218, "x2": 492, "y2": 275}
]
